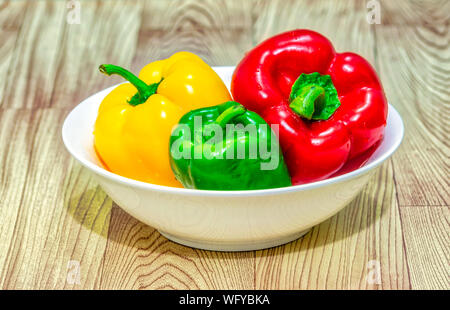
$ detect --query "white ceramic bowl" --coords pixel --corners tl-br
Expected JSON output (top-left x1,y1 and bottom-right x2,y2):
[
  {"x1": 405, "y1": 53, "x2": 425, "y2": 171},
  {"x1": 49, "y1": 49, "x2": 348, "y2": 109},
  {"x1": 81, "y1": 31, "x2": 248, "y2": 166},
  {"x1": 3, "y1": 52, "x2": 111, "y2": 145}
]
[{"x1": 62, "y1": 66, "x2": 404, "y2": 251}]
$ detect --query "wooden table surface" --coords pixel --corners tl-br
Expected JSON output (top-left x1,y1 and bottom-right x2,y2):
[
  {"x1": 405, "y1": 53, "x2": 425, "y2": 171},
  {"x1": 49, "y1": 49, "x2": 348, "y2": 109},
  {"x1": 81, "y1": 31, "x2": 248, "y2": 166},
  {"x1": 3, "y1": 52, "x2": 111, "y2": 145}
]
[{"x1": 0, "y1": 0, "x2": 448, "y2": 290}]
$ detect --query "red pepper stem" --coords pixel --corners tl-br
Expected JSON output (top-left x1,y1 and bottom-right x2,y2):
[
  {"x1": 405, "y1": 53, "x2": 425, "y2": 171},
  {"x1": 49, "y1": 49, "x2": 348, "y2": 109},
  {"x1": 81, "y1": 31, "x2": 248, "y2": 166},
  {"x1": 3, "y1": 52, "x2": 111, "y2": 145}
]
[
  {"x1": 99, "y1": 64, "x2": 156, "y2": 106},
  {"x1": 289, "y1": 84, "x2": 325, "y2": 120},
  {"x1": 215, "y1": 104, "x2": 247, "y2": 127}
]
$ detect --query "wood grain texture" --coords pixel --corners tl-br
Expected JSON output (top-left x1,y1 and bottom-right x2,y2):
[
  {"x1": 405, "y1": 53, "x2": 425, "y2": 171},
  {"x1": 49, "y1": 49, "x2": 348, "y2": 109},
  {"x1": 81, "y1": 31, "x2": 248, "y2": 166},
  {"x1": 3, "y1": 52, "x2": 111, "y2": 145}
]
[
  {"x1": 0, "y1": 0, "x2": 448, "y2": 290},
  {"x1": 253, "y1": 0, "x2": 377, "y2": 61},
  {"x1": 374, "y1": 2, "x2": 450, "y2": 207},
  {"x1": 0, "y1": 109, "x2": 111, "y2": 289},
  {"x1": 132, "y1": 0, "x2": 254, "y2": 69},
  {"x1": 1, "y1": 0, "x2": 144, "y2": 109},
  {"x1": 1, "y1": 1, "x2": 67, "y2": 109},
  {"x1": 400, "y1": 207, "x2": 449, "y2": 290},
  {"x1": 96, "y1": 206, "x2": 254, "y2": 290},
  {"x1": 0, "y1": 1, "x2": 27, "y2": 101}
]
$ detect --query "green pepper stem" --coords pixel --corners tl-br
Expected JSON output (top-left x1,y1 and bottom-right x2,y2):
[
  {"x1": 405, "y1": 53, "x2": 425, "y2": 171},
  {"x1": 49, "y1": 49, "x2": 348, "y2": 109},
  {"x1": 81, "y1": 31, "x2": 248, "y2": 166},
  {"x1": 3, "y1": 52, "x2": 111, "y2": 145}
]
[
  {"x1": 215, "y1": 103, "x2": 247, "y2": 127},
  {"x1": 289, "y1": 84, "x2": 325, "y2": 120},
  {"x1": 99, "y1": 64, "x2": 158, "y2": 106}
]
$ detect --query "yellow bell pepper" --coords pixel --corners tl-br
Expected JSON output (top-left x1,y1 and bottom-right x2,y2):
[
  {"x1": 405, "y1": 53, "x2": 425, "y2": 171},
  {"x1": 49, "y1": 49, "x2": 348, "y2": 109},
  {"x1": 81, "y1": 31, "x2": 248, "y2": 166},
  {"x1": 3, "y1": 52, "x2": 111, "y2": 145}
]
[{"x1": 94, "y1": 52, "x2": 231, "y2": 187}]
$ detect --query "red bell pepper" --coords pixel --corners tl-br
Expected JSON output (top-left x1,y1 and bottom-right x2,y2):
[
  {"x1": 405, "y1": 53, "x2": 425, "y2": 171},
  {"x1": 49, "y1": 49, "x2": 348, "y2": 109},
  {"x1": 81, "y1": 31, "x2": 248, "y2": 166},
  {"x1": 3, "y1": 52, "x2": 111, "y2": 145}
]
[{"x1": 231, "y1": 29, "x2": 388, "y2": 185}]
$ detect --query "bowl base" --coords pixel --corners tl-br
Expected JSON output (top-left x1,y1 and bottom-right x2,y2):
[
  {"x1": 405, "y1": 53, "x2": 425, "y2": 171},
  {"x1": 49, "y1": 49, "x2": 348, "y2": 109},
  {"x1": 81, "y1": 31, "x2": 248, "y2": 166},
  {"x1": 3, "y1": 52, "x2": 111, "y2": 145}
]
[{"x1": 158, "y1": 229, "x2": 311, "y2": 252}]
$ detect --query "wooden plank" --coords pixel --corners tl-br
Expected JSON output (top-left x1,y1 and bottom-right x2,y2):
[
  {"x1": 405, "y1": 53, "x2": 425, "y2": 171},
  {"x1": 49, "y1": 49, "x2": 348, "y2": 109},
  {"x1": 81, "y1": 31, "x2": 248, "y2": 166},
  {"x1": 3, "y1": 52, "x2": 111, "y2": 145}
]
[
  {"x1": 255, "y1": 161, "x2": 410, "y2": 289},
  {"x1": 1, "y1": 0, "x2": 144, "y2": 109},
  {"x1": 0, "y1": 109, "x2": 37, "y2": 287},
  {"x1": 96, "y1": 206, "x2": 254, "y2": 289},
  {"x1": 1, "y1": 1, "x2": 66, "y2": 109},
  {"x1": 48, "y1": 0, "x2": 144, "y2": 110},
  {"x1": 0, "y1": 109, "x2": 111, "y2": 289},
  {"x1": 132, "y1": 0, "x2": 253, "y2": 69},
  {"x1": 381, "y1": 0, "x2": 450, "y2": 25},
  {"x1": 400, "y1": 207, "x2": 449, "y2": 290},
  {"x1": 0, "y1": 1, "x2": 27, "y2": 100},
  {"x1": 374, "y1": 23, "x2": 449, "y2": 206}
]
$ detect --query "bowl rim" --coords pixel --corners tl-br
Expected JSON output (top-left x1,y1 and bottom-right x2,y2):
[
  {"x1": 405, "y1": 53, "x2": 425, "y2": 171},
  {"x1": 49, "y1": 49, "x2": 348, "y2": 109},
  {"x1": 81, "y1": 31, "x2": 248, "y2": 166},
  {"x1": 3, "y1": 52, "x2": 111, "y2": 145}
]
[{"x1": 62, "y1": 72, "x2": 404, "y2": 198}]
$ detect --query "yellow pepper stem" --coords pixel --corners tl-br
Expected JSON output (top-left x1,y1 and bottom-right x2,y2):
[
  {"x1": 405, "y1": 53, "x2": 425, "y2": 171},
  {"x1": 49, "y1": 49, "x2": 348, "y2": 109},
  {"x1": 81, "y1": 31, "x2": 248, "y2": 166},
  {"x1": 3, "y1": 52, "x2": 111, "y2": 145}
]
[{"x1": 99, "y1": 64, "x2": 161, "y2": 106}]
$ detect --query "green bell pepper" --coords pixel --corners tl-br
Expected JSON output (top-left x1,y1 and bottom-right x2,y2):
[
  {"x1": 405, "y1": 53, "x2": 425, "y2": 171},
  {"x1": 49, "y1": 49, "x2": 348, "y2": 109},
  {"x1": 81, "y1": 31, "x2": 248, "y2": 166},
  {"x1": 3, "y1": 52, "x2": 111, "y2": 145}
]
[{"x1": 169, "y1": 101, "x2": 292, "y2": 190}]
